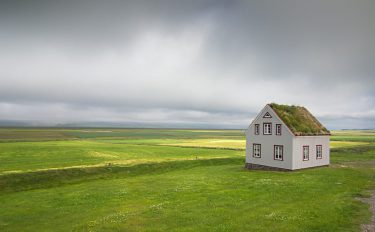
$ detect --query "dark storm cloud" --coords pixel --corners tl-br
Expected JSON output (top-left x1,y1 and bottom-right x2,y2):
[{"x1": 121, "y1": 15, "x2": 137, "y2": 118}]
[{"x1": 0, "y1": 0, "x2": 374, "y2": 129}]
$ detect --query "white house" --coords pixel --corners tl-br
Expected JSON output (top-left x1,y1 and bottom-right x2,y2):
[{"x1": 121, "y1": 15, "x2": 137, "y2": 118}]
[{"x1": 245, "y1": 103, "x2": 330, "y2": 171}]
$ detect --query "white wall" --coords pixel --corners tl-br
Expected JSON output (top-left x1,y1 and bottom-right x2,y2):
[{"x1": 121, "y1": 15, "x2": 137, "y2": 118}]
[
  {"x1": 292, "y1": 136, "x2": 330, "y2": 170},
  {"x1": 245, "y1": 105, "x2": 294, "y2": 170}
]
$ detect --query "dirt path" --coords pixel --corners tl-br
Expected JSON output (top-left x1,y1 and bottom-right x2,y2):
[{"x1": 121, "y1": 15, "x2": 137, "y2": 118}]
[{"x1": 361, "y1": 190, "x2": 375, "y2": 232}]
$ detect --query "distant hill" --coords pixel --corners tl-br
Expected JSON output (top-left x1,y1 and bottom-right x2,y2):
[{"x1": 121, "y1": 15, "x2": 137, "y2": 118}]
[
  {"x1": 0, "y1": 120, "x2": 35, "y2": 127},
  {"x1": 0, "y1": 120, "x2": 373, "y2": 130}
]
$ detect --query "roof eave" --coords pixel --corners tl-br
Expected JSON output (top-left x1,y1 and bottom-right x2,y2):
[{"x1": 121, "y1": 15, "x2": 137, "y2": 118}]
[{"x1": 294, "y1": 133, "x2": 331, "y2": 136}]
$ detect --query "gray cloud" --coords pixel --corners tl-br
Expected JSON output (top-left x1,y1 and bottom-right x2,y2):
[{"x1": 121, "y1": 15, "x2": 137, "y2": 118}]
[{"x1": 0, "y1": 0, "x2": 374, "y2": 129}]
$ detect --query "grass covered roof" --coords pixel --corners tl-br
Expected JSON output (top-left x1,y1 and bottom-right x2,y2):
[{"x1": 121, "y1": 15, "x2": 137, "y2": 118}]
[{"x1": 269, "y1": 103, "x2": 330, "y2": 136}]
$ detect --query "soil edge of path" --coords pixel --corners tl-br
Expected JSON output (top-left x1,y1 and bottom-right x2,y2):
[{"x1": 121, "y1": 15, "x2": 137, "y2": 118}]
[{"x1": 360, "y1": 190, "x2": 375, "y2": 232}]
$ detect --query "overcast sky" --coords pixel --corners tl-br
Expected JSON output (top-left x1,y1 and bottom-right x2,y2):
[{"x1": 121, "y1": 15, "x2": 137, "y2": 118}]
[{"x1": 0, "y1": 0, "x2": 374, "y2": 129}]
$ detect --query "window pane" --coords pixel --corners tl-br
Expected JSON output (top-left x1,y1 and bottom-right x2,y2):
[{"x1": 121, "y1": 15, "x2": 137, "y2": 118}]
[
  {"x1": 274, "y1": 146, "x2": 283, "y2": 160},
  {"x1": 303, "y1": 146, "x2": 309, "y2": 160},
  {"x1": 263, "y1": 123, "x2": 272, "y2": 135}
]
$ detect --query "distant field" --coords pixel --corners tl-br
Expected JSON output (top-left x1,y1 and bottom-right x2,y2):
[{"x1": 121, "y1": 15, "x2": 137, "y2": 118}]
[
  {"x1": 1, "y1": 128, "x2": 374, "y2": 143},
  {"x1": 331, "y1": 130, "x2": 375, "y2": 142},
  {"x1": 0, "y1": 128, "x2": 374, "y2": 231},
  {"x1": 0, "y1": 140, "x2": 242, "y2": 174}
]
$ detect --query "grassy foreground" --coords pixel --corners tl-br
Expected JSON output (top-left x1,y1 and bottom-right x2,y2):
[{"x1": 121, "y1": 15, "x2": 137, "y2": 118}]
[{"x1": 0, "y1": 128, "x2": 374, "y2": 231}]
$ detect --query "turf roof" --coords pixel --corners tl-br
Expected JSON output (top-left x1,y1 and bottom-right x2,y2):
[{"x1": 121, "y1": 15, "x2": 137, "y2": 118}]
[{"x1": 269, "y1": 103, "x2": 330, "y2": 136}]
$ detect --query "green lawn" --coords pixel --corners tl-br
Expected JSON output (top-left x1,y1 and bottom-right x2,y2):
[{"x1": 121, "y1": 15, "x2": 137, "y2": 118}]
[
  {"x1": 0, "y1": 128, "x2": 374, "y2": 231},
  {"x1": 0, "y1": 140, "x2": 243, "y2": 173}
]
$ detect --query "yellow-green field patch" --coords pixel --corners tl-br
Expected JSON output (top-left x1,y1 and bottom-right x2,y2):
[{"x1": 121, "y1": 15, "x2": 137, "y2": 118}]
[
  {"x1": 331, "y1": 130, "x2": 375, "y2": 136},
  {"x1": 163, "y1": 139, "x2": 246, "y2": 149},
  {"x1": 330, "y1": 141, "x2": 369, "y2": 148},
  {"x1": 87, "y1": 151, "x2": 119, "y2": 159}
]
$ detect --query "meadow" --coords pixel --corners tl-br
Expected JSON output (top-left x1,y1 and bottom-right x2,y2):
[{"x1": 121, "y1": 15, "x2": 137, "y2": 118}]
[{"x1": 0, "y1": 128, "x2": 374, "y2": 231}]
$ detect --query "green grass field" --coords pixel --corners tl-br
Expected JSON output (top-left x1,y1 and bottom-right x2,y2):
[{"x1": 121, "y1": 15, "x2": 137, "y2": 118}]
[{"x1": 0, "y1": 128, "x2": 374, "y2": 231}]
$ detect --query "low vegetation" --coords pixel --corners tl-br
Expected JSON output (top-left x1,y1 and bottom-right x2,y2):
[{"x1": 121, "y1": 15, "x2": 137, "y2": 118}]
[
  {"x1": 0, "y1": 128, "x2": 374, "y2": 231},
  {"x1": 269, "y1": 103, "x2": 330, "y2": 136}
]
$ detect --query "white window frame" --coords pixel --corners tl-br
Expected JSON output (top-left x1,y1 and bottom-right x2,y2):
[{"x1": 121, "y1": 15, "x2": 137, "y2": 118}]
[
  {"x1": 263, "y1": 123, "x2": 272, "y2": 135},
  {"x1": 276, "y1": 124, "x2": 282, "y2": 135},
  {"x1": 316, "y1": 145, "x2": 322, "y2": 159},
  {"x1": 253, "y1": 144, "x2": 261, "y2": 158},
  {"x1": 274, "y1": 145, "x2": 283, "y2": 161},
  {"x1": 254, "y1": 124, "x2": 259, "y2": 135},
  {"x1": 303, "y1": 146, "x2": 309, "y2": 161}
]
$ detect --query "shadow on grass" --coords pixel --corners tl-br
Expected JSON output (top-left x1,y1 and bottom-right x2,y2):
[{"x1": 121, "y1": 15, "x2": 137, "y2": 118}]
[{"x1": 0, "y1": 157, "x2": 244, "y2": 194}]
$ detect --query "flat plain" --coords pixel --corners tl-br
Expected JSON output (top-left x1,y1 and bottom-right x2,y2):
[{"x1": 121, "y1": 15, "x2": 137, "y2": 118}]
[{"x1": 0, "y1": 128, "x2": 374, "y2": 231}]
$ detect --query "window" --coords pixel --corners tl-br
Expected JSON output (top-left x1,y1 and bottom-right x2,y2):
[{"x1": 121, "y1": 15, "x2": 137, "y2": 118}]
[
  {"x1": 253, "y1": 144, "x2": 261, "y2": 158},
  {"x1": 263, "y1": 112, "x2": 272, "y2": 118},
  {"x1": 263, "y1": 123, "x2": 272, "y2": 135},
  {"x1": 303, "y1": 146, "x2": 309, "y2": 161},
  {"x1": 316, "y1": 145, "x2": 322, "y2": 159},
  {"x1": 254, "y1": 124, "x2": 259, "y2": 135},
  {"x1": 274, "y1": 145, "x2": 283, "y2": 160},
  {"x1": 276, "y1": 124, "x2": 282, "y2": 135}
]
